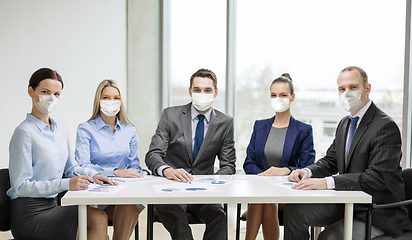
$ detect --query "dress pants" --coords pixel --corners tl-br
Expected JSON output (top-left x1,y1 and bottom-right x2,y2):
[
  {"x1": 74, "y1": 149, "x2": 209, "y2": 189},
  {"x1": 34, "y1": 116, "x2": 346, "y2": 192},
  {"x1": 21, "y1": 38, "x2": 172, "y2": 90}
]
[
  {"x1": 155, "y1": 203, "x2": 227, "y2": 240},
  {"x1": 283, "y1": 203, "x2": 385, "y2": 240}
]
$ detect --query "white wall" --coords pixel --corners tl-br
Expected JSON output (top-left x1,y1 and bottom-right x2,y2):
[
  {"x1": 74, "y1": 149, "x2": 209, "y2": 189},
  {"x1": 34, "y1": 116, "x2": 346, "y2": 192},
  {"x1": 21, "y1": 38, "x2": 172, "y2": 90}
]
[
  {"x1": 0, "y1": 1, "x2": 127, "y2": 168},
  {"x1": 127, "y1": 0, "x2": 161, "y2": 170}
]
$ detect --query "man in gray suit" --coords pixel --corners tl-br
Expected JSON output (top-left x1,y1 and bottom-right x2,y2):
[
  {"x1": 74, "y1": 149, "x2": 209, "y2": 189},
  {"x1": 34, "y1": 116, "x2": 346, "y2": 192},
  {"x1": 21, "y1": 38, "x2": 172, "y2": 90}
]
[
  {"x1": 284, "y1": 66, "x2": 411, "y2": 240},
  {"x1": 145, "y1": 68, "x2": 236, "y2": 240}
]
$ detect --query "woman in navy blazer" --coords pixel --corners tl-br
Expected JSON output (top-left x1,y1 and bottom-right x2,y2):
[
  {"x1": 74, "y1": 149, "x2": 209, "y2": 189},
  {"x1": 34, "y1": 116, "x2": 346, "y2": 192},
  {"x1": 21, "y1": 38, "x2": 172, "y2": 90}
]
[{"x1": 243, "y1": 73, "x2": 315, "y2": 240}]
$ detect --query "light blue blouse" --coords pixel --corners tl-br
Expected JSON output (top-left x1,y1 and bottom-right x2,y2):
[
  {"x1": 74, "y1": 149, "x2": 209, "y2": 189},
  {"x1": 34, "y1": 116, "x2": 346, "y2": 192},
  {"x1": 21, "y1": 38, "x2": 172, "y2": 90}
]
[
  {"x1": 75, "y1": 114, "x2": 141, "y2": 177},
  {"x1": 7, "y1": 114, "x2": 98, "y2": 200}
]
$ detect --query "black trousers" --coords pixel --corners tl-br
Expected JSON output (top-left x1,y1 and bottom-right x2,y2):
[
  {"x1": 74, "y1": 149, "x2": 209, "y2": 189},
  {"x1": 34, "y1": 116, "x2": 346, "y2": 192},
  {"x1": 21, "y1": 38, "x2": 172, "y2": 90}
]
[
  {"x1": 155, "y1": 204, "x2": 227, "y2": 240},
  {"x1": 283, "y1": 203, "x2": 384, "y2": 240}
]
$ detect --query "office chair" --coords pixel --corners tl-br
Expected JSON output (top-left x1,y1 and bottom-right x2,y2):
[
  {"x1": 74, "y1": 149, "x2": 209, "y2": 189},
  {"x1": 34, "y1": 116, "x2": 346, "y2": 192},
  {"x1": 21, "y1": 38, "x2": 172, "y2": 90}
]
[
  {"x1": 235, "y1": 203, "x2": 316, "y2": 240},
  {"x1": 0, "y1": 168, "x2": 11, "y2": 233},
  {"x1": 365, "y1": 168, "x2": 412, "y2": 240}
]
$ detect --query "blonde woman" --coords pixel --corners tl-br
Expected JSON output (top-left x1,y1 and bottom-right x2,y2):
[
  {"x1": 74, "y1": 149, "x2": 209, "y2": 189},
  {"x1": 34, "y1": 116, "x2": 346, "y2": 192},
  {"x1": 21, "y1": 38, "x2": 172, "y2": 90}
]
[{"x1": 75, "y1": 80, "x2": 143, "y2": 240}]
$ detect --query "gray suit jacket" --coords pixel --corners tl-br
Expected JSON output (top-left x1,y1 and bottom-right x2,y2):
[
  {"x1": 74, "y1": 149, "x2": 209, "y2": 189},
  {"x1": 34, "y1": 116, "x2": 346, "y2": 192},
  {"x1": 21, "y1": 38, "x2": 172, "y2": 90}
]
[
  {"x1": 308, "y1": 102, "x2": 411, "y2": 236},
  {"x1": 145, "y1": 103, "x2": 236, "y2": 176}
]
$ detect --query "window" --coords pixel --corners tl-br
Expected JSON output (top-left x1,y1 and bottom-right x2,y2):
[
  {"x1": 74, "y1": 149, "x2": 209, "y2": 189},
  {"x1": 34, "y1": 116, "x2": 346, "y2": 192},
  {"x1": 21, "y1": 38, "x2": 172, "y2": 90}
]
[
  {"x1": 169, "y1": 0, "x2": 226, "y2": 111},
  {"x1": 235, "y1": 0, "x2": 406, "y2": 165},
  {"x1": 323, "y1": 121, "x2": 337, "y2": 138},
  {"x1": 167, "y1": 0, "x2": 407, "y2": 168}
]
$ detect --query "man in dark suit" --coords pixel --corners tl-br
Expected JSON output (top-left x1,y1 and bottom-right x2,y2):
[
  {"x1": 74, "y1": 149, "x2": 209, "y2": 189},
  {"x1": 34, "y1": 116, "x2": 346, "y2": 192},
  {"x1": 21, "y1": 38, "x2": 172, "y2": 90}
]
[
  {"x1": 145, "y1": 68, "x2": 236, "y2": 240},
  {"x1": 284, "y1": 66, "x2": 412, "y2": 240}
]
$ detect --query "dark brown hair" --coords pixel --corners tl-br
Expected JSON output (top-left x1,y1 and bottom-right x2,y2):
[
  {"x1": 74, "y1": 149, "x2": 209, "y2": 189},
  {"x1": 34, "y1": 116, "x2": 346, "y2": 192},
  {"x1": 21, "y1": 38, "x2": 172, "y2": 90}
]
[
  {"x1": 190, "y1": 68, "x2": 217, "y2": 89},
  {"x1": 338, "y1": 66, "x2": 368, "y2": 86},
  {"x1": 29, "y1": 68, "x2": 63, "y2": 90},
  {"x1": 270, "y1": 73, "x2": 294, "y2": 94}
]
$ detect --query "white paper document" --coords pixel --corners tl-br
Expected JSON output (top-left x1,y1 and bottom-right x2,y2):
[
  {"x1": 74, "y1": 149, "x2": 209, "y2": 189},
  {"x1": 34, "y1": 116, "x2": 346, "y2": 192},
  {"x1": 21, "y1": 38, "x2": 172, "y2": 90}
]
[
  {"x1": 111, "y1": 176, "x2": 162, "y2": 183},
  {"x1": 152, "y1": 179, "x2": 223, "y2": 193},
  {"x1": 271, "y1": 182, "x2": 296, "y2": 189},
  {"x1": 231, "y1": 175, "x2": 282, "y2": 181},
  {"x1": 74, "y1": 183, "x2": 130, "y2": 194}
]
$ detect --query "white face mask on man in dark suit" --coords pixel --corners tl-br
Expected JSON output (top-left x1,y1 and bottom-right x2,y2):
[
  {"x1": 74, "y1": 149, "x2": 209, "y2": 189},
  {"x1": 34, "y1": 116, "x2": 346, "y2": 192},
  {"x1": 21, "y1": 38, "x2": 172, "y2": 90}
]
[
  {"x1": 191, "y1": 92, "x2": 214, "y2": 112},
  {"x1": 339, "y1": 89, "x2": 364, "y2": 113}
]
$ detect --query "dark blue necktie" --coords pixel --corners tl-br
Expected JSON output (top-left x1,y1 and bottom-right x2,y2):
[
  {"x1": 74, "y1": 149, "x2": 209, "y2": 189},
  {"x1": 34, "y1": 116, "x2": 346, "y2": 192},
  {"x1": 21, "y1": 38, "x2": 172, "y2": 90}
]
[
  {"x1": 193, "y1": 114, "x2": 205, "y2": 161},
  {"x1": 347, "y1": 116, "x2": 359, "y2": 156}
]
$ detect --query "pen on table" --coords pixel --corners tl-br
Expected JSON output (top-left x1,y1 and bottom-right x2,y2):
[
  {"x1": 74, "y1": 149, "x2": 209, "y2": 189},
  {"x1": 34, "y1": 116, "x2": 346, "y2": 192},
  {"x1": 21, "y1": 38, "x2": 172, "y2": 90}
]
[
  {"x1": 112, "y1": 178, "x2": 126, "y2": 182},
  {"x1": 73, "y1": 172, "x2": 94, "y2": 184},
  {"x1": 174, "y1": 180, "x2": 191, "y2": 184}
]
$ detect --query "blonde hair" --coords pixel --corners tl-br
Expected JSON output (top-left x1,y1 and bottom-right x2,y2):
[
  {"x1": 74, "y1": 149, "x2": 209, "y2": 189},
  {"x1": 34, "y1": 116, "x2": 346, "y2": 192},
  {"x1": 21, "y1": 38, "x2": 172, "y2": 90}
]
[{"x1": 89, "y1": 80, "x2": 133, "y2": 125}]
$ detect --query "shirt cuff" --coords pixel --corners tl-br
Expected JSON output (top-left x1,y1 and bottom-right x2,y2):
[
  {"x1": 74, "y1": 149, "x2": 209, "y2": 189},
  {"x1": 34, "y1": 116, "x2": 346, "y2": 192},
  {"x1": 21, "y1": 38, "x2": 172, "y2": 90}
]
[
  {"x1": 83, "y1": 168, "x2": 99, "y2": 178},
  {"x1": 157, "y1": 165, "x2": 172, "y2": 176},
  {"x1": 103, "y1": 167, "x2": 116, "y2": 177},
  {"x1": 61, "y1": 178, "x2": 70, "y2": 191},
  {"x1": 325, "y1": 176, "x2": 335, "y2": 189},
  {"x1": 304, "y1": 168, "x2": 313, "y2": 178}
]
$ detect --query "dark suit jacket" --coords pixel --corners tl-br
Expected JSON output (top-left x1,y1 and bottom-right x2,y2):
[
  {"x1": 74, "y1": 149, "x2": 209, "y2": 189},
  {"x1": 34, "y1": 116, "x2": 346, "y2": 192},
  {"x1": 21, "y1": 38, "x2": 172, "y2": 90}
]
[
  {"x1": 243, "y1": 116, "x2": 315, "y2": 174},
  {"x1": 145, "y1": 103, "x2": 236, "y2": 176},
  {"x1": 308, "y1": 102, "x2": 411, "y2": 236}
]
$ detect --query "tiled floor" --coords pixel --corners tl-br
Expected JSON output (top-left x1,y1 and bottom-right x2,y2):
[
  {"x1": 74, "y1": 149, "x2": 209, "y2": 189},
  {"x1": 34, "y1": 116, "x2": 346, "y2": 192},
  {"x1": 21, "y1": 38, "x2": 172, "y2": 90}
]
[{"x1": 0, "y1": 204, "x2": 283, "y2": 240}]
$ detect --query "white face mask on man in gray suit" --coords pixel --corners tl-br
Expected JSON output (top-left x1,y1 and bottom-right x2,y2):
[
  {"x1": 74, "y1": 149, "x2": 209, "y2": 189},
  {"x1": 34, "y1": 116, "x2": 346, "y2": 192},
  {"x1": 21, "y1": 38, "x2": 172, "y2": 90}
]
[{"x1": 188, "y1": 76, "x2": 218, "y2": 114}]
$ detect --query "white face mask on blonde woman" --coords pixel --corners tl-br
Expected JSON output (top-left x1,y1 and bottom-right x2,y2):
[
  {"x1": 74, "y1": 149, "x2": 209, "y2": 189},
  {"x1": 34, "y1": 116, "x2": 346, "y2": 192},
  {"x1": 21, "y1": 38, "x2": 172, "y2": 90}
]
[{"x1": 100, "y1": 100, "x2": 121, "y2": 117}]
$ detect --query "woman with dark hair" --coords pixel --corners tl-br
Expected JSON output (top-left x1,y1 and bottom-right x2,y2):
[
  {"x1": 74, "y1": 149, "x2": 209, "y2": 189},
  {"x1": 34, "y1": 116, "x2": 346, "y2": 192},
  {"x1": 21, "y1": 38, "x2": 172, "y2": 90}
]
[
  {"x1": 7, "y1": 68, "x2": 116, "y2": 240},
  {"x1": 243, "y1": 73, "x2": 316, "y2": 240}
]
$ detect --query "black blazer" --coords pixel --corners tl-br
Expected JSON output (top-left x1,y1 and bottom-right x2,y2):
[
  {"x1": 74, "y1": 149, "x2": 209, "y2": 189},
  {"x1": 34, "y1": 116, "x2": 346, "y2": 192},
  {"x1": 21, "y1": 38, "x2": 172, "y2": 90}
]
[
  {"x1": 145, "y1": 103, "x2": 236, "y2": 176},
  {"x1": 308, "y1": 102, "x2": 411, "y2": 236}
]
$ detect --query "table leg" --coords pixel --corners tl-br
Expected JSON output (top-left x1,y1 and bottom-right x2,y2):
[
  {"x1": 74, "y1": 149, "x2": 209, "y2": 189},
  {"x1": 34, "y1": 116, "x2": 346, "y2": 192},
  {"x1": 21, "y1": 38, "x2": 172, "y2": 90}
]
[
  {"x1": 343, "y1": 203, "x2": 353, "y2": 240},
  {"x1": 78, "y1": 205, "x2": 87, "y2": 240}
]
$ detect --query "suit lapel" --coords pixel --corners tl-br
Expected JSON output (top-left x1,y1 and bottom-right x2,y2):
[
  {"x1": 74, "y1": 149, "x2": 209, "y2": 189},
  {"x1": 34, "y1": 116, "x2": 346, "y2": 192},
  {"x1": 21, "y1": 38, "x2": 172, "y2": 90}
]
[
  {"x1": 195, "y1": 109, "x2": 218, "y2": 161},
  {"x1": 257, "y1": 117, "x2": 273, "y2": 170},
  {"x1": 346, "y1": 103, "x2": 375, "y2": 169},
  {"x1": 337, "y1": 117, "x2": 350, "y2": 173},
  {"x1": 181, "y1": 104, "x2": 193, "y2": 163},
  {"x1": 282, "y1": 117, "x2": 297, "y2": 167}
]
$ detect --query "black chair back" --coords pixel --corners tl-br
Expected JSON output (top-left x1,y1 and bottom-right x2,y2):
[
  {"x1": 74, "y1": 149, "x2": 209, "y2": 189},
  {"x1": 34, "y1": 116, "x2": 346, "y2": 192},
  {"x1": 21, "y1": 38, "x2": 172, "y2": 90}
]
[
  {"x1": 401, "y1": 168, "x2": 412, "y2": 221},
  {"x1": 0, "y1": 169, "x2": 11, "y2": 231}
]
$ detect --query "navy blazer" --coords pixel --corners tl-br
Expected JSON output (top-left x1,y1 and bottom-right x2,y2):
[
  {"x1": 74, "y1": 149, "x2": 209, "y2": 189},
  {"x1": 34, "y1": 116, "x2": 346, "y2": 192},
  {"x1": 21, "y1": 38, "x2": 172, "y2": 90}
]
[{"x1": 243, "y1": 116, "x2": 315, "y2": 174}]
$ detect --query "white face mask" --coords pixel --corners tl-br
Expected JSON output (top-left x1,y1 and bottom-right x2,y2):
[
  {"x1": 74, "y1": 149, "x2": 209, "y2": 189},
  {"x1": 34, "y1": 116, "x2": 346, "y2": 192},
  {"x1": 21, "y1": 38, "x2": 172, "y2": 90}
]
[
  {"x1": 271, "y1": 97, "x2": 290, "y2": 113},
  {"x1": 34, "y1": 92, "x2": 59, "y2": 114},
  {"x1": 339, "y1": 91, "x2": 363, "y2": 113},
  {"x1": 191, "y1": 92, "x2": 214, "y2": 112},
  {"x1": 100, "y1": 100, "x2": 121, "y2": 117}
]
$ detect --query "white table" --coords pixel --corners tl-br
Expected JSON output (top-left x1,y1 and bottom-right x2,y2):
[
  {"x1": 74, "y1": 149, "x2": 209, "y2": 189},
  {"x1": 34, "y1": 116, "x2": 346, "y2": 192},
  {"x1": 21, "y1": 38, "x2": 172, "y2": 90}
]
[{"x1": 62, "y1": 175, "x2": 371, "y2": 240}]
